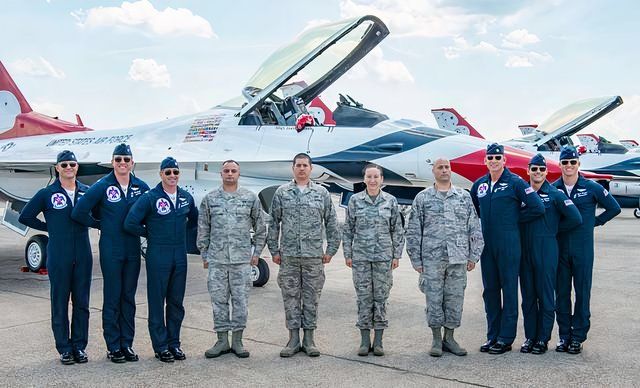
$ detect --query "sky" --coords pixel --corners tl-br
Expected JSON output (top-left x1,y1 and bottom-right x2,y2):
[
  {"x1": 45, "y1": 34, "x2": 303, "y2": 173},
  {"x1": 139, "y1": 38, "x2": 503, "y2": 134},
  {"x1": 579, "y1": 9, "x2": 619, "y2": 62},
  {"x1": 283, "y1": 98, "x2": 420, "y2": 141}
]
[{"x1": 1, "y1": 0, "x2": 638, "y2": 143}]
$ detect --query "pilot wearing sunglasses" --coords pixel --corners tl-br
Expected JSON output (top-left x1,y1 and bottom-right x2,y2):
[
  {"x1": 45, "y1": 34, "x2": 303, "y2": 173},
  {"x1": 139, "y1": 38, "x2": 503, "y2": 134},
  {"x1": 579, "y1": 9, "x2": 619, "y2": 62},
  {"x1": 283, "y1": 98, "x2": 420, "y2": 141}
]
[
  {"x1": 552, "y1": 146, "x2": 620, "y2": 355},
  {"x1": 518, "y1": 153, "x2": 582, "y2": 355},
  {"x1": 19, "y1": 150, "x2": 93, "y2": 365},
  {"x1": 470, "y1": 143, "x2": 545, "y2": 355},
  {"x1": 124, "y1": 156, "x2": 198, "y2": 363},
  {"x1": 72, "y1": 143, "x2": 150, "y2": 363}
]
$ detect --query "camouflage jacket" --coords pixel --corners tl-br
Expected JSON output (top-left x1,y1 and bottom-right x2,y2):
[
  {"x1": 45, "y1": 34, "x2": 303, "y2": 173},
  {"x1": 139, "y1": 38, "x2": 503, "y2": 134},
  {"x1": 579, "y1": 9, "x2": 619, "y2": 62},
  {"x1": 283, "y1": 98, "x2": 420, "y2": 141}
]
[
  {"x1": 406, "y1": 185, "x2": 484, "y2": 267},
  {"x1": 197, "y1": 186, "x2": 266, "y2": 264},
  {"x1": 267, "y1": 180, "x2": 340, "y2": 258},
  {"x1": 342, "y1": 190, "x2": 404, "y2": 262}
]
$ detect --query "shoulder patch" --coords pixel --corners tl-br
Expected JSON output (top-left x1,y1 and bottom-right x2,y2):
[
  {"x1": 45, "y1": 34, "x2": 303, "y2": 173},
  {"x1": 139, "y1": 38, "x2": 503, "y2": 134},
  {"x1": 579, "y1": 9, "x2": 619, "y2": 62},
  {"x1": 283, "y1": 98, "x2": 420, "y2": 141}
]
[
  {"x1": 525, "y1": 187, "x2": 535, "y2": 194},
  {"x1": 564, "y1": 199, "x2": 574, "y2": 206},
  {"x1": 106, "y1": 185, "x2": 121, "y2": 202},
  {"x1": 603, "y1": 188, "x2": 609, "y2": 196},
  {"x1": 51, "y1": 193, "x2": 67, "y2": 209},
  {"x1": 477, "y1": 182, "x2": 489, "y2": 198},
  {"x1": 156, "y1": 198, "x2": 171, "y2": 215}
]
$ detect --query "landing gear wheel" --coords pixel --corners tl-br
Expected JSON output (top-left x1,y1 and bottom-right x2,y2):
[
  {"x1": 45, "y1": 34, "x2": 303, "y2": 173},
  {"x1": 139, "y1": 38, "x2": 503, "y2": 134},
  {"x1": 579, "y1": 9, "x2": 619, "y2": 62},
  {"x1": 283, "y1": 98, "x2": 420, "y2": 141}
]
[
  {"x1": 25, "y1": 234, "x2": 48, "y2": 272},
  {"x1": 251, "y1": 258, "x2": 270, "y2": 287},
  {"x1": 634, "y1": 208, "x2": 640, "y2": 219}
]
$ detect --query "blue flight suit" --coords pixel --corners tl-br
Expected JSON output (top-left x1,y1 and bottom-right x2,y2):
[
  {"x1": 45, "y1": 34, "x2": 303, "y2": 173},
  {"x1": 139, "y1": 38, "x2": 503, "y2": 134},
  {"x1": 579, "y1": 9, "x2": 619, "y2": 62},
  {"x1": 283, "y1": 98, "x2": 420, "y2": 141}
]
[
  {"x1": 553, "y1": 175, "x2": 620, "y2": 342},
  {"x1": 71, "y1": 171, "x2": 149, "y2": 352},
  {"x1": 519, "y1": 181, "x2": 582, "y2": 343},
  {"x1": 470, "y1": 167, "x2": 544, "y2": 345},
  {"x1": 19, "y1": 179, "x2": 93, "y2": 354},
  {"x1": 123, "y1": 183, "x2": 198, "y2": 353}
]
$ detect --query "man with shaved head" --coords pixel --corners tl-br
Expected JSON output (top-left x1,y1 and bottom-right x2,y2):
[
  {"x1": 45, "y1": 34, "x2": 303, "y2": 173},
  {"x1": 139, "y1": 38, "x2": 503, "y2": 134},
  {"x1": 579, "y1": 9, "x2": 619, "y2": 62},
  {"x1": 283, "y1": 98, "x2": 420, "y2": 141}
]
[
  {"x1": 197, "y1": 160, "x2": 266, "y2": 359},
  {"x1": 407, "y1": 158, "x2": 484, "y2": 357}
]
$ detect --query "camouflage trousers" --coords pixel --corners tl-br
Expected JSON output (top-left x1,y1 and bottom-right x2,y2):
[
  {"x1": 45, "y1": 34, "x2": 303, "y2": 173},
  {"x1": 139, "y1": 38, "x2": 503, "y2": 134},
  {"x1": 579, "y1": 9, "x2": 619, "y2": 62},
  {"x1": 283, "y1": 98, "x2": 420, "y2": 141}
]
[
  {"x1": 352, "y1": 260, "x2": 393, "y2": 329},
  {"x1": 419, "y1": 256, "x2": 467, "y2": 329},
  {"x1": 207, "y1": 263, "x2": 252, "y2": 332},
  {"x1": 277, "y1": 256, "x2": 325, "y2": 330}
]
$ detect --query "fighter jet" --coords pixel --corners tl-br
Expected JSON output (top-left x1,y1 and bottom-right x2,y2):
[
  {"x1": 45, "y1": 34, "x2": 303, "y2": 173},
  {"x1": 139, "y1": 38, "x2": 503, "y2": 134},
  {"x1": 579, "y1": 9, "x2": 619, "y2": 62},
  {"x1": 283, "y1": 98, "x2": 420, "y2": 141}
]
[
  {"x1": 0, "y1": 15, "x2": 613, "y2": 277},
  {"x1": 431, "y1": 102, "x2": 640, "y2": 217}
]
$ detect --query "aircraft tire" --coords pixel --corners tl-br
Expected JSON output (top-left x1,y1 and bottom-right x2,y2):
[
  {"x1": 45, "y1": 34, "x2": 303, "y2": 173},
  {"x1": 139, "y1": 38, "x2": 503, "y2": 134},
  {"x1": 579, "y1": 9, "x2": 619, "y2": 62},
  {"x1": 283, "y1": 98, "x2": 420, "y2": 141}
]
[
  {"x1": 25, "y1": 234, "x2": 48, "y2": 272},
  {"x1": 634, "y1": 208, "x2": 640, "y2": 219},
  {"x1": 251, "y1": 258, "x2": 270, "y2": 287}
]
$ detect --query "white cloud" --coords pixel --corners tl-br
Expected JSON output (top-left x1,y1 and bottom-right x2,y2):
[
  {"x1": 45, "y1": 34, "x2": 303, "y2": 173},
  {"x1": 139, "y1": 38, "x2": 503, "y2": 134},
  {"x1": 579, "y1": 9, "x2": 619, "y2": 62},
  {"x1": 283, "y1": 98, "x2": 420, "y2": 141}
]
[
  {"x1": 505, "y1": 55, "x2": 533, "y2": 68},
  {"x1": 348, "y1": 47, "x2": 414, "y2": 83},
  {"x1": 502, "y1": 29, "x2": 540, "y2": 48},
  {"x1": 10, "y1": 57, "x2": 65, "y2": 79},
  {"x1": 32, "y1": 101, "x2": 65, "y2": 117},
  {"x1": 339, "y1": 0, "x2": 496, "y2": 38},
  {"x1": 505, "y1": 51, "x2": 552, "y2": 68},
  {"x1": 443, "y1": 37, "x2": 498, "y2": 59},
  {"x1": 72, "y1": 0, "x2": 216, "y2": 38},
  {"x1": 128, "y1": 58, "x2": 170, "y2": 88}
]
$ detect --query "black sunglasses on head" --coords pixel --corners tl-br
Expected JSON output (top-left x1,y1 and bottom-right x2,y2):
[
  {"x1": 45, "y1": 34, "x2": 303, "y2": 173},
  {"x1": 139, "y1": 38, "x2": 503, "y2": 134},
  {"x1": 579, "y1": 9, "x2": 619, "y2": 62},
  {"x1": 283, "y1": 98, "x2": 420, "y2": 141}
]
[
  {"x1": 486, "y1": 155, "x2": 502, "y2": 161},
  {"x1": 59, "y1": 162, "x2": 77, "y2": 168},
  {"x1": 114, "y1": 156, "x2": 132, "y2": 163},
  {"x1": 164, "y1": 169, "x2": 180, "y2": 176},
  {"x1": 561, "y1": 160, "x2": 579, "y2": 165},
  {"x1": 530, "y1": 166, "x2": 547, "y2": 172}
]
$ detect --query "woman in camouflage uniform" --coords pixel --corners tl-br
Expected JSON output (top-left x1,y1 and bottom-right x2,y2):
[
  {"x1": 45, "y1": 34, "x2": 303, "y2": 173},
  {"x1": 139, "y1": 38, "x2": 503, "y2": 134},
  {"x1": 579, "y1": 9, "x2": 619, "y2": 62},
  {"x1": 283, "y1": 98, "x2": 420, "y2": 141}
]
[{"x1": 343, "y1": 164, "x2": 404, "y2": 356}]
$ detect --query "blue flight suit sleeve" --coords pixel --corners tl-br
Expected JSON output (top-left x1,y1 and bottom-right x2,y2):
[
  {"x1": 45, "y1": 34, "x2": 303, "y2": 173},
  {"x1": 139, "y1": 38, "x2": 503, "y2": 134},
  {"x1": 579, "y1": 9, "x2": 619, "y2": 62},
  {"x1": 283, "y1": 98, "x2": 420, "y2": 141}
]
[
  {"x1": 18, "y1": 189, "x2": 48, "y2": 231},
  {"x1": 123, "y1": 193, "x2": 151, "y2": 237},
  {"x1": 514, "y1": 178, "x2": 545, "y2": 217},
  {"x1": 519, "y1": 196, "x2": 545, "y2": 224},
  {"x1": 555, "y1": 191, "x2": 582, "y2": 232},
  {"x1": 593, "y1": 184, "x2": 621, "y2": 226},
  {"x1": 71, "y1": 182, "x2": 102, "y2": 229},
  {"x1": 186, "y1": 194, "x2": 199, "y2": 230}
]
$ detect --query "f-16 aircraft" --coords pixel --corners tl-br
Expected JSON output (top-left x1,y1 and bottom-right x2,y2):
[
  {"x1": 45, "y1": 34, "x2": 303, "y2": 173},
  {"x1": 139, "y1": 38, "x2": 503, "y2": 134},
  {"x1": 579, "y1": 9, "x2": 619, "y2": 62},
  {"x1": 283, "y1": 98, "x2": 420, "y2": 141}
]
[
  {"x1": 0, "y1": 15, "x2": 617, "y2": 278},
  {"x1": 431, "y1": 103, "x2": 640, "y2": 217},
  {"x1": 576, "y1": 134, "x2": 628, "y2": 154}
]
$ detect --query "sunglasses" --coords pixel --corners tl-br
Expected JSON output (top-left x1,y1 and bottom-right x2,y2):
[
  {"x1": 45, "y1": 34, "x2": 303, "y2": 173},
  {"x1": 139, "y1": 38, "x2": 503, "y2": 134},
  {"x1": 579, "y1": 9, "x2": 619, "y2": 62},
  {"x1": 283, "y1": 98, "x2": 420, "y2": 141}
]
[
  {"x1": 114, "y1": 156, "x2": 132, "y2": 163},
  {"x1": 222, "y1": 169, "x2": 238, "y2": 174},
  {"x1": 59, "y1": 162, "x2": 77, "y2": 168},
  {"x1": 530, "y1": 166, "x2": 547, "y2": 172},
  {"x1": 486, "y1": 155, "x2": 503, "y2": 161},
  {"x1": 163, "y1": 169, "x2": 180, "y2": 176},
  {"x1": 561, "y1": 160, "x2": 579, "y2": 165}
]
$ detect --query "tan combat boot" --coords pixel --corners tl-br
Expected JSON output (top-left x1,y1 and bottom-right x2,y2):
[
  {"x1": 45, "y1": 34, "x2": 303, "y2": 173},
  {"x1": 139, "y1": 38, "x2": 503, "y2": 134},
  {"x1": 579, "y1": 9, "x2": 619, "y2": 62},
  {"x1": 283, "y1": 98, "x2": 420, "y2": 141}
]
[
  {"x1": 373, "y1": 329, "x2": 384, "y2": 356},
  {"x1": 279, "y1": 329, "x2": 301, "y2": 358},
  {"x1": 205, "y1": 331, "x2": 231, "y2": 358},
  {"x1": 231, "y1": 330, "x2": 250, "y2": 358},
  {"x1": 358, "y1": 329, "x2": 371, "y2": 356},
  {"x1": 301, "y1": 329, "x2": 320, "y2": 357},
  {"x1": 430, "y1": 327, "x2": 443, "y2": 357},
  {"x1": 443, "y1": 327, "x2": 467, "y2": 356}
]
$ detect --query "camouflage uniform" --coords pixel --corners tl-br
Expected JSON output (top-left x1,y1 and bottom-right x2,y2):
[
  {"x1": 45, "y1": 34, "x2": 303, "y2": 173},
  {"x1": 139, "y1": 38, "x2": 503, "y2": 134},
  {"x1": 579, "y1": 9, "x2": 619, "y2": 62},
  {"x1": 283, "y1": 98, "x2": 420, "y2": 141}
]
[
  {"x1": 343, "y1": 190, "x2": 404, "y2": 329},
  {"x1": 197, "y1": 186, "x2": 266, "y2": 332},
  {"x1": 267, "y1": 180, "x2": 340, "y2": 329},
  {"x1": 406, "y1": 186, "x2": 483, "y2": 329}
]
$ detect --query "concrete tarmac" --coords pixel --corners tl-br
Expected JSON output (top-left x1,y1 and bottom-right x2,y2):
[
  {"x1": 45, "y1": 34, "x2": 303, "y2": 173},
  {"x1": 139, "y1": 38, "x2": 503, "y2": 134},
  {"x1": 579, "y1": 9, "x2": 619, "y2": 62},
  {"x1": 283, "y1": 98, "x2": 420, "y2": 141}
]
[{"x1": 0, "y1": 209, "x2": 638, "y2": 387}]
